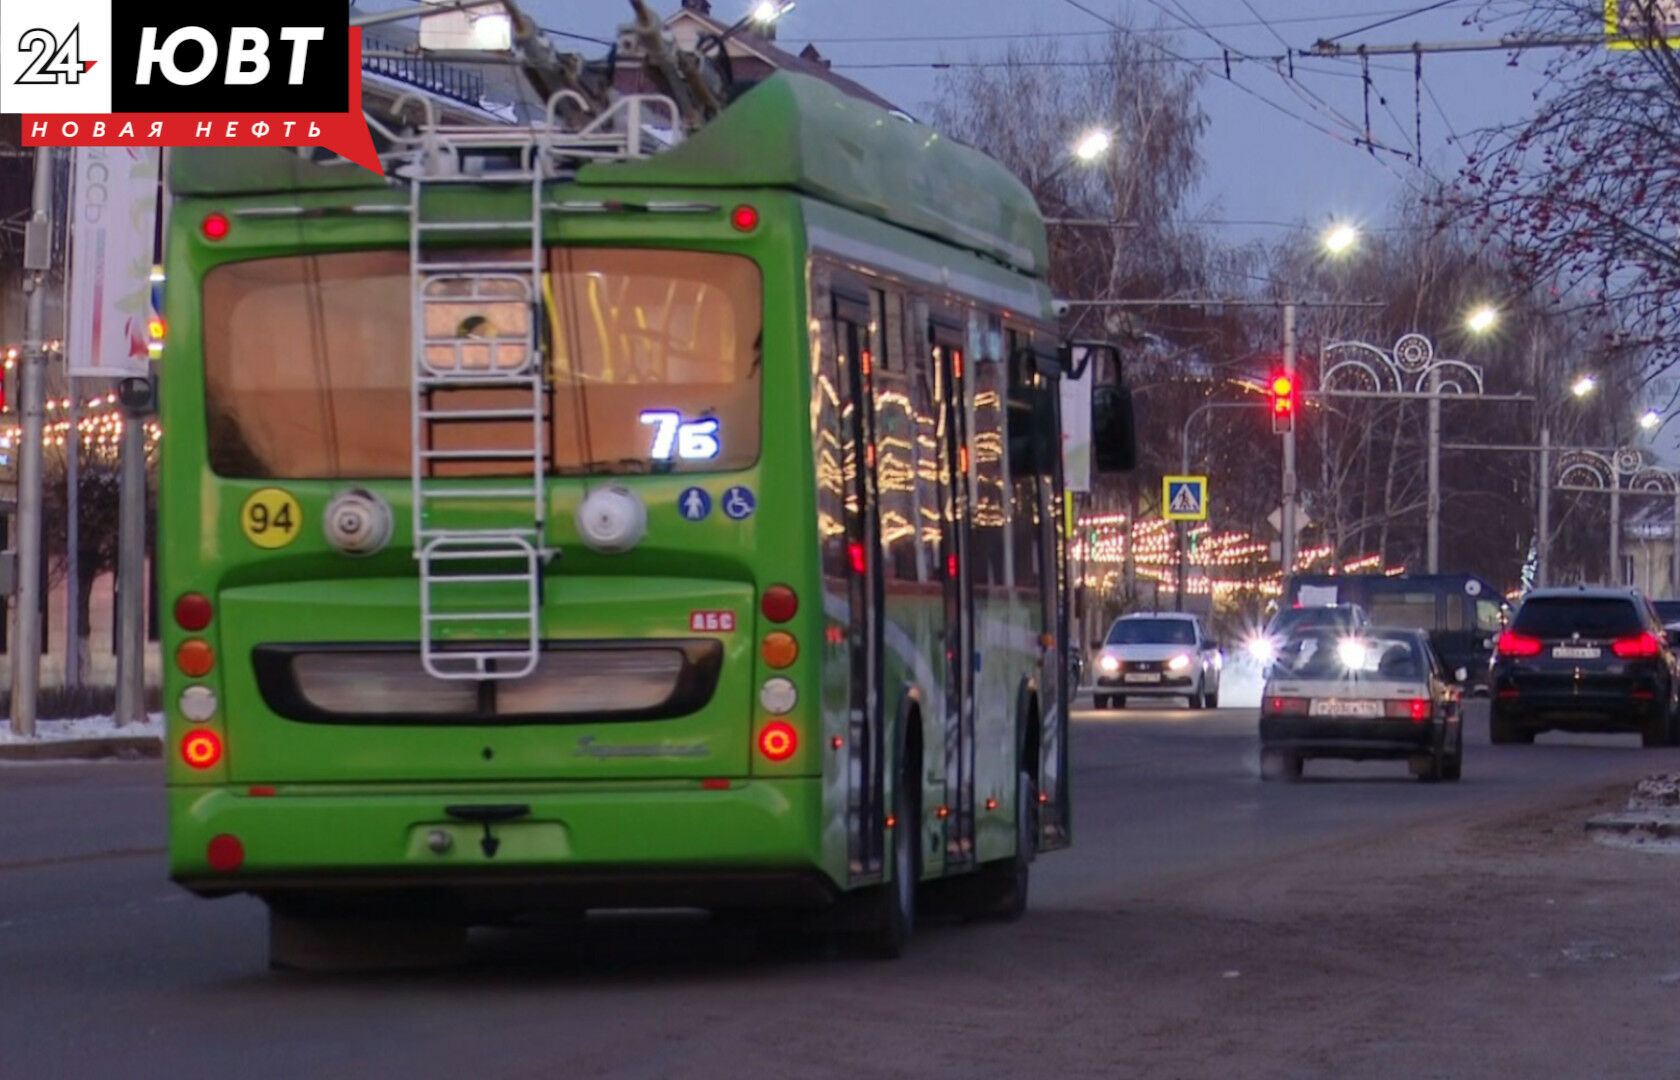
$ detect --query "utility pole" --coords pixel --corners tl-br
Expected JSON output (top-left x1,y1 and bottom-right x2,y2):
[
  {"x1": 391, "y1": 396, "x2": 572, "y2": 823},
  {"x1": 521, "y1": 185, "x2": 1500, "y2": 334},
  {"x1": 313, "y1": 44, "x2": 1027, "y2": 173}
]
[
  {"x1": 1537, "y1": 425, "x2": 1551, "y2": 588},
  {"x1": 10, "y1": 147, "x2": 53, "y2": 738},
  {"x1": 114, "y1": 379, "x2": 150, "y2": 726},
  {"x1": 1427, "y1": 362, "x2": 1442, "y2": 573},
  {"x1": 1281, "y1": 302, "x2": 1298, "y2": 578}
]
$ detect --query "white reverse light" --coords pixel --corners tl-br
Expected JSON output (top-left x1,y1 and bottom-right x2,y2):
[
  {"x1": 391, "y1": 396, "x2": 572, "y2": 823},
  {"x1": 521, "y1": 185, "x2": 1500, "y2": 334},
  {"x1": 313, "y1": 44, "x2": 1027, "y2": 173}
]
[
  {"x1": 179, "y1": 685, "x2": 217, "y2": 722},
  {"x1": 759, "y1": 677, "x2": 797, "y2": 715}
]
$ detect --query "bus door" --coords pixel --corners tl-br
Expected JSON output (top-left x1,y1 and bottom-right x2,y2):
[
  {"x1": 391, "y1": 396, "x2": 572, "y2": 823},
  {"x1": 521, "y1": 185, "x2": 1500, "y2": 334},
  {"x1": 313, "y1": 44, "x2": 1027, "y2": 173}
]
[
  {"x1": 833, "y1": 289, "x2": 887, "y2": 880},
  {"x1": 932, "y1": 316, "x2": 977, "y2": 870}
]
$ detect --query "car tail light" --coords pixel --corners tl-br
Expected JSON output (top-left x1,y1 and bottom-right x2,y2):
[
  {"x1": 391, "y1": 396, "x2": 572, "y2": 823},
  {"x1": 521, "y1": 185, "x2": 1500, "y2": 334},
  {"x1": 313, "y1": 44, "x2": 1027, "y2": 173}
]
[
  {"x1": 174, "y1": 593, "x2": 212, "y2": 631},
  {"x1": 176, "y1": 639, "x2": 215, "y2": 677},
  {"x1": 758, "y1": 720, "x2": 797, "y2": 762},
  {"x1": 1262, "y1": 696, "x2": 1308, "y2": 716},
  {"x1": 731, "y1": 204, "x2": 759, "y2": 232},
  {"x1": 1495, "y1": 630, "x2": 1543, "y2": 658},
  {"x1": 206, "y1": 834, "x2": 244, "y2": 872},
  {"x1": 761, "y1": 584, "x2": 798, "y2": 623},
  {"x1": 1385, "y1": 698, "x2": 1432, "y2": 722},
  {"x1": 201, "y1": 212, "x2": 230, "y2": 241},
  {"x1": 1611, "y1": 631, "x2": 1664, "y2": 659},
  {"x1": 181, "y1": 730, "x2": 223, "y2": 770}
]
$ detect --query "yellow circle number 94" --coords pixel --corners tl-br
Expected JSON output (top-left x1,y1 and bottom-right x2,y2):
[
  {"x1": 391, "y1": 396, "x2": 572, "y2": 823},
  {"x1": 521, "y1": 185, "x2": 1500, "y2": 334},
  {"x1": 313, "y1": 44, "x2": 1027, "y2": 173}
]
[{"x1": 240, "y1": 488, "x2": 302, "y2": 549}]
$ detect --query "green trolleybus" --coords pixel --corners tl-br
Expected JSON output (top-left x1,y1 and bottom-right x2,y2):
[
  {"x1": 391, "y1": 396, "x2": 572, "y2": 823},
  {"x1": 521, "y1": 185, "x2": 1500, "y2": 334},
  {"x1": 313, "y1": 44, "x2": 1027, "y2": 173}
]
[{"x1": 160, "y1": 71, "x2": 1134, "y2": 965}]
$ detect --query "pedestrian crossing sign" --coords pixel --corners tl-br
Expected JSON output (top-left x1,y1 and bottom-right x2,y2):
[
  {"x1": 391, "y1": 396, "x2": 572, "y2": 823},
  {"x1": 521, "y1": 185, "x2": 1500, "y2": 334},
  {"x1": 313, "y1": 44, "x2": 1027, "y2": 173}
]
[{"x1": 1163, "y1": 476, "x2": 1208, "y2": 521}]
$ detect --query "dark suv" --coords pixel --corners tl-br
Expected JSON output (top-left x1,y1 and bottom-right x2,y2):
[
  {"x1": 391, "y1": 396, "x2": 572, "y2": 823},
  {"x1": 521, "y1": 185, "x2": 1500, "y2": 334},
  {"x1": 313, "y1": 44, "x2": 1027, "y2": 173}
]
[{"x1": 1489, "y1": 587, "x2": 1680, "y2": 746}]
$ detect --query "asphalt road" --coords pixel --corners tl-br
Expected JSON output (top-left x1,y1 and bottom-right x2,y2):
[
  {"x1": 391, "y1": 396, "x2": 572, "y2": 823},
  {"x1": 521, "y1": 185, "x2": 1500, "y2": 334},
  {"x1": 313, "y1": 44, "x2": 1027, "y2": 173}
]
[{"x1": 2, "y1": 701, "x2": 1675, "y2": 1079}]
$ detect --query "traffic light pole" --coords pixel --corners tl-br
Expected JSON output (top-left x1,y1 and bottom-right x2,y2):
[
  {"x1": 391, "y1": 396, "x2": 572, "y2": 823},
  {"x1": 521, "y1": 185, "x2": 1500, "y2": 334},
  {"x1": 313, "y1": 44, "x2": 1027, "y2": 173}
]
[{"x1": 1281, "y1": 303, "x2": 1298, "y2": 579}]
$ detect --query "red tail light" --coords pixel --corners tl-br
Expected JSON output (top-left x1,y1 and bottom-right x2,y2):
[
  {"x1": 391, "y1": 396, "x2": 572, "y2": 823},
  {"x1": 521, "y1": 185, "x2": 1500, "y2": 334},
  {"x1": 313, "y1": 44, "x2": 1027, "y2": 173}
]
[
  {"x1": 1262, "y1": 696, "x2": 1309, "y2": 716},
  {"x1": 174, "y1": 592, "x2": 212, "y2": 631},
  {"x1": 1611, "y1": 631, "x2": 1664, "y2": 659},
  {"x1": 761, "y1": 584, "x2": 798, "y2": 623},
  {"x1": 181, "y1": 730, "x2": 223, "y2": 770},
  {"x1": 758, "y1": 721, "x2": 797, "y2": 762},
  {"x1": 1495, "y1": 630, "x2": 1543, "y2": 658},
  {"x1": 201, "y1": 212, "x2": 230, "y2": 241},
  {"x1": 1385, "y1": 698, "x2": 1432, "y2": 723},
  {"x1": 848, "y1": 542, "x2": 866, "y2": 574},
  {"x1": 730, "y1": 204, "x2": 759, "y2": 232},
  {"x1": 206, "y1": 834, "x2": 244, "y2": 872}
]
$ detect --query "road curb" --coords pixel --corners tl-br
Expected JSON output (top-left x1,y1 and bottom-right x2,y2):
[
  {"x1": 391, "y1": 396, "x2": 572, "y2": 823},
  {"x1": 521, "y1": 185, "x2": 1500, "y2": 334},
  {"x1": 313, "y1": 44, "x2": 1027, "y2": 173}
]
[{"x1": 0, "y1": 736, "x2": 162, "y2": 762}]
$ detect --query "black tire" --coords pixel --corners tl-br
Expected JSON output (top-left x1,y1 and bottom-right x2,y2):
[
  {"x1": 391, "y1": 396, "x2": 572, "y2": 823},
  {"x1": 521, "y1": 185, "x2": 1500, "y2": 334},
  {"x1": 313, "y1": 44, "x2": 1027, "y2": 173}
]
[
  {"x1": 1186, "y1": 680, "x2": 1205, "y2": 710},
  {"x1": 847, "y1": 770, "x2": 919, "y2": 958},
  {"x1": 1260, "y1": 748, "x2": 1302, "y2": 782},
  {"x1": 956, "y1": 771, "x2": 1036, "y2": 922},
  {"x1": 1206, "y1": 684, "x2": 1220, "y2": 709},
  {"x1": 1441, "y1": 728, "x2": 1464, "y2": 782},
  {"x1": 1112, "y1": 695, "x2": 1126, "y2": 710},
  {"x1": 1412, "y1": 752, "x2": 1443, "y2": 783},
  {"x1": 1094, "y1": 694, "x2": 1110, "y2": 710},
  {"x1": 1642, "y1": 711, "x2": 1669, "y2": 749},
  {"x1": 267, "y1": 905, "x2": 468, "y2": 972},
  {"x1": 1489, "y1": 715, "x2": 1535, "y2": 745}
]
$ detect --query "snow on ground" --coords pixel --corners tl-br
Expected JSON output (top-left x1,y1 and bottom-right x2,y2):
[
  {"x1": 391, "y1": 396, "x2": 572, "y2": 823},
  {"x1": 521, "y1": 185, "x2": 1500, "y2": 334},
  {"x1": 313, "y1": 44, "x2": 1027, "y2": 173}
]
[{"x1": 0, "y1": 713, "x2": 163, "y2": 744}]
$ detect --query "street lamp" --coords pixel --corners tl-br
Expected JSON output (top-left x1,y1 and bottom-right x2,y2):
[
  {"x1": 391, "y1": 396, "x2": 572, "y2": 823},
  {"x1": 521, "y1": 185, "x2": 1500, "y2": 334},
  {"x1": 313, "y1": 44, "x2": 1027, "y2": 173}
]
[
  {"x1": 1072, "y1": 128, "x2": 1113, "y2": 164},
  {"x1": 1465, "y1": 304, "x2": 1499, "y2": 336},
  {"x1": 1572, "y1": 374, "x2": 1598, "y2": 398},
  {"x1": 751, "y1": 0, "x2": 795, "y2": 25},
  {"x1": 1321, "y1": 223, "x2": 1359, "y2": 257}
]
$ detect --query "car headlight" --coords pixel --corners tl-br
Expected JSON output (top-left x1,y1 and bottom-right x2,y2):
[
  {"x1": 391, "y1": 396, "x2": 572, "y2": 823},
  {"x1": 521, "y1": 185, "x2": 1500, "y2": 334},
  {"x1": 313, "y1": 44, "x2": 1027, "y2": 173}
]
[
  {"x1": 1337, "y1": 637, "x2": 1369, "y2": 670},
  {"x1": 1098, "y1": 655, "x2": 1120, "y2": 673},
  {"x1": 1167, "y1": 653, "x2": 1191, "y2": 672},
  {"x1": 1247, "y1": 637, "x2": 1275, "y2": 664}
]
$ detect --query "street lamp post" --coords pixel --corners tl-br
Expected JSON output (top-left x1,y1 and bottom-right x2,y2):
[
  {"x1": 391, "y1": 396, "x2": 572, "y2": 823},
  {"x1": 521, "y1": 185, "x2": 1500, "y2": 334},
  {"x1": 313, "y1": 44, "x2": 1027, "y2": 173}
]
[{"x1": 1178, "y1": 400, "x2": 1266, "y2": 611}]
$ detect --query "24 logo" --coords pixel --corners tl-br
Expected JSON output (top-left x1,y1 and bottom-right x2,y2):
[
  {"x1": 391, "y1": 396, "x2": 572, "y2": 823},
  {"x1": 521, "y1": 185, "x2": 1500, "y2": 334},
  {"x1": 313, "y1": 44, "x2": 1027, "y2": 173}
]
[{"x1": 13, "y1": 26, "x2": 95, "y2": 85}]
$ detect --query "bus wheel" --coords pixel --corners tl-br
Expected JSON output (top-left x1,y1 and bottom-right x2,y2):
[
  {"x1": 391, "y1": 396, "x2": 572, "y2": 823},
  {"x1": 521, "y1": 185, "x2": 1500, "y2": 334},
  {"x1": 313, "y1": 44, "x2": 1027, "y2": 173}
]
[
  {"x1": 267, "y1": 904, "x2": 467, "y2": 972},
  {"x1": 846, "y1": 774, "x2": 919, "y2": 958}
]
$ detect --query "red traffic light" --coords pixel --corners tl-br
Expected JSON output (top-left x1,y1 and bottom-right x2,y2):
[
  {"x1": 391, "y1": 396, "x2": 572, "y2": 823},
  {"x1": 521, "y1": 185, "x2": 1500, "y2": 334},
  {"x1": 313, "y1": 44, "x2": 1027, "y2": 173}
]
[{"x1": 1270, "y1": 371, "x2": 1295, "y2": 433}]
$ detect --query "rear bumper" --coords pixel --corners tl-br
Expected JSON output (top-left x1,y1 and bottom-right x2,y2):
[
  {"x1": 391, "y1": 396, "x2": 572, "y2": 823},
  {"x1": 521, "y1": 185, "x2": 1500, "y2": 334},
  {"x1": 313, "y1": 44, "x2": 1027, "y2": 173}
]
[
  {"x1": 1260, "y1": 715, "x2": 1443, "y2": 759},
  {"x1": 1491, "y1": 691, "x2": 1664, "y2": 731},
  {"x1": 169, "y1": 777, "x2": 834, "y2": 911}
]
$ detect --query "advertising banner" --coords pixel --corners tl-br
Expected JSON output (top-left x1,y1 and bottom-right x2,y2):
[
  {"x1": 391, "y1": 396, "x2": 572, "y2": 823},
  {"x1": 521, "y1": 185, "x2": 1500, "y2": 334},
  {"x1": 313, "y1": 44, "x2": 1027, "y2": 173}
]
[{"x1": 65, "y1": 145, "x2": 159, "y2": 377}]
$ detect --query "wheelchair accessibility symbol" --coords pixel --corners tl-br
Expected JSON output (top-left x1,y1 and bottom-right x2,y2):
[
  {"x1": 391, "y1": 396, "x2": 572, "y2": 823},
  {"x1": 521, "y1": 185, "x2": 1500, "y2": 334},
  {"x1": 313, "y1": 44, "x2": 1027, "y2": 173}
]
[{"x1": 721, "y1": 486, "x2": 756, "y2": 520}]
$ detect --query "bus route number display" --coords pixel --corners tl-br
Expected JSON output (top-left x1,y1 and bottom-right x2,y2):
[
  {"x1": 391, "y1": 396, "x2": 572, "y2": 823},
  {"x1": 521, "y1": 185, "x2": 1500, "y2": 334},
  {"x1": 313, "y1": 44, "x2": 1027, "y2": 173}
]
[
  {"x1": 639, "y1": 410, "x2": 721, "y2": 462},
  {"x1": 240, "y1": 488, "x2": 302, "y2": 549}
]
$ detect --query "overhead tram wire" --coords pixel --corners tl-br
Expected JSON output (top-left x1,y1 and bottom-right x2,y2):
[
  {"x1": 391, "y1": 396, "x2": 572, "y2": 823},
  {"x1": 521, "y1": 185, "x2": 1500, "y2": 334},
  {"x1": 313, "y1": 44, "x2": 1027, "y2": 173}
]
[
  {"x1": 1317, "y1": 0, "x2": 1468, "y2": 45},
  {"x1": 811, "y1": 5, "x2": 1484, "y2": 45},
  {"x1": 1054, "y1": 0, "x2": 1410, "y2": 159}
]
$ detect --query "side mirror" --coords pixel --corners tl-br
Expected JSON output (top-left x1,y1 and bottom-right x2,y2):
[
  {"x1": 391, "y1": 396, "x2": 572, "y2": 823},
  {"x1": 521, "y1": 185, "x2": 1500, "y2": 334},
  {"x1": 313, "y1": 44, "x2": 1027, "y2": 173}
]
[{"x1": 1092, "y1": 384, "x2": 1138, "y2": 474}]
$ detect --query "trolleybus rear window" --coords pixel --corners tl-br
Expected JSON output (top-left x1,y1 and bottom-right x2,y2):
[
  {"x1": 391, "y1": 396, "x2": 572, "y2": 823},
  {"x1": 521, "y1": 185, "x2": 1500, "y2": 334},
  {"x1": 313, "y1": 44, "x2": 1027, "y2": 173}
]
[{"x1": 202, "y1": 248, "x2": 762, "y2": 478}]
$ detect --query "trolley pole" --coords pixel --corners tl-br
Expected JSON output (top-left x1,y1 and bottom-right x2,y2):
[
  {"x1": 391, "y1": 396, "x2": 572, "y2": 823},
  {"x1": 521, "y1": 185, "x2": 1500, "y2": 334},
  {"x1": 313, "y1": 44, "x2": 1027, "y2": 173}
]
[
  {"x1": 114, "y1": 385, "x2": 148, "y2": 727},
  {"x1": 1427, "y1": 363, "x2": 1442, "y2": 572},
  {"x1": 10, "y1": 147, "x2": 53, "y2": 738},
  {"x1": 1280, "y1": 303, "x2": 1298, "y2": 577}
]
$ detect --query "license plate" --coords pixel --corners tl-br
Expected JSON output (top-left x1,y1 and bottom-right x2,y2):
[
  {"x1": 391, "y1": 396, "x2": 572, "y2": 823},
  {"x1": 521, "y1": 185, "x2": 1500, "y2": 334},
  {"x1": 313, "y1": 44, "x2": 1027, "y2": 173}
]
[
  {"x1": 1308, "y1": 699, "x2": 1382, "y2": 718},
  {"x1": 1552, "y1": 646, "x2": 1600, "y2": 660},
  {"x1": 1124, "y1": 672, "x2": 1162, "y2": 683}
]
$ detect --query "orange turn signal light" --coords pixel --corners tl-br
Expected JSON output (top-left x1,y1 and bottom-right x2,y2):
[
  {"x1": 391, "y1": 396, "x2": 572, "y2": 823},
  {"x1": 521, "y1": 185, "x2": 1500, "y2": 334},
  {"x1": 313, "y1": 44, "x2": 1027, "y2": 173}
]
[
  {"x1": 176, "y1": 639, "x2": 214, "y2": 677},
  {"x1": 761, "y1": 631, "x2": 798, "y2": 669}
]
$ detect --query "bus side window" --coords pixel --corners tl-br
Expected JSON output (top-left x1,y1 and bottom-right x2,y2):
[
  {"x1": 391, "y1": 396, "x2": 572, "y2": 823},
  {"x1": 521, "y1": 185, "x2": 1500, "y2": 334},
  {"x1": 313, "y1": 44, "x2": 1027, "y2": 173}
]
[
  {"x1": 871, "y1": 287, "x2": 922, "y2": 584},
  {"x1": 967, "y1": 313, "x2": 1009, "y2": 589}
]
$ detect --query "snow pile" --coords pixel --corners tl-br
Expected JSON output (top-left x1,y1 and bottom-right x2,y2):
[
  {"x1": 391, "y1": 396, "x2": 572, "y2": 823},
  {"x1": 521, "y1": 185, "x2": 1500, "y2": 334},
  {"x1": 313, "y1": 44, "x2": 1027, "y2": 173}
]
[
  {"x1": 1587, "y1": 774, "x2": 1680, "y2": 854},
  {"x1": 0, "y1": 712, "x2": 163, "y2": 745},
  {"x1": 1627, "y1": 774, "x2": 1680, "y2": 811}
]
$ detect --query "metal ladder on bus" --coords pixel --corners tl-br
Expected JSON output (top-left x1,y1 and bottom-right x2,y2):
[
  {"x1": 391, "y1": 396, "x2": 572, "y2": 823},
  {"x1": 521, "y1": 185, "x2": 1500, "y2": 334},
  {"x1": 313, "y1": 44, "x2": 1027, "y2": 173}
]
[{"x1": 394, "y1": 91, "x2": 683, "y2": 681}]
